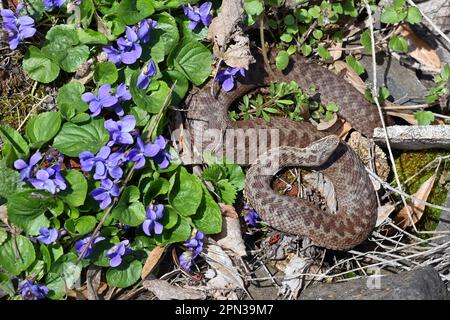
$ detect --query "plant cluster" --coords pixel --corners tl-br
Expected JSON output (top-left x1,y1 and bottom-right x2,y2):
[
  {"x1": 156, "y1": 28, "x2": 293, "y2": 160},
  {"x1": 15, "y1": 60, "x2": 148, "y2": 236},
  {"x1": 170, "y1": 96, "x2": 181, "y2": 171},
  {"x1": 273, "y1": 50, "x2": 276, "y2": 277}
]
[
  {"x1": 229, "y1": 81, "x2": 339, "y2": 124},
  {"x1": 0, "y1": 0, "x2": 232, "y2": 300}
]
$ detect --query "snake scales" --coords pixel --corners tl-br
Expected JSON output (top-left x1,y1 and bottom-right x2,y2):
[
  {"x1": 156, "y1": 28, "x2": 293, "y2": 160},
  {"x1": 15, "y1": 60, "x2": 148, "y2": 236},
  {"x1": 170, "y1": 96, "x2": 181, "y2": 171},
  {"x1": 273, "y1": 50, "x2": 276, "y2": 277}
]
[{"x1": 185, "y1": 52, "x2": 382, "y2": 250}]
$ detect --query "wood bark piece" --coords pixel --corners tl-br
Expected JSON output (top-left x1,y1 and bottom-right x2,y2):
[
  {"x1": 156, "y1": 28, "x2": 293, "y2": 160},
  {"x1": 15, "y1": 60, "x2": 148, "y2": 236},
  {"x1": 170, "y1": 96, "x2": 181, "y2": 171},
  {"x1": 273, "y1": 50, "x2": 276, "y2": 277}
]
[
  {"x1": 142, "y1": 279, "x2": 206, "y2": 300},
  {"x1": 213, "y1": 204, "x2": 247, "y2": 257},
  {"x1": 373, "y1": 125, "x2": 450, "y2": 150},
  {"x1": 207, "y1": 0, "x2": 255, "y2": 69}
]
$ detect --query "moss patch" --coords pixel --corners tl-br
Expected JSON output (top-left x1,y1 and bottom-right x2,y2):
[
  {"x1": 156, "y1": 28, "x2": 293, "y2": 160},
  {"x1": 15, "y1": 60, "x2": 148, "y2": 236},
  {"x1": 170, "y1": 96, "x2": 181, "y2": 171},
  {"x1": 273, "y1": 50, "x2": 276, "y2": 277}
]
[
  {"x1": 0, "y1": 87, "x2": 49, "y2": 130},
  {"x1": 395, "y1": 150, "x2": 450, "y2": 234}
]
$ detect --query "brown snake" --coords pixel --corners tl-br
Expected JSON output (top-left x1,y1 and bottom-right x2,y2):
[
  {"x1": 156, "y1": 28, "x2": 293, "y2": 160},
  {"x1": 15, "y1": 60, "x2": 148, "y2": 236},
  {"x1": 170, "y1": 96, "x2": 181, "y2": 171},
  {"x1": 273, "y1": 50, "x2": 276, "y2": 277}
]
[{"x1": 185, "y1": 52, "x2": 382, "y2": 250}]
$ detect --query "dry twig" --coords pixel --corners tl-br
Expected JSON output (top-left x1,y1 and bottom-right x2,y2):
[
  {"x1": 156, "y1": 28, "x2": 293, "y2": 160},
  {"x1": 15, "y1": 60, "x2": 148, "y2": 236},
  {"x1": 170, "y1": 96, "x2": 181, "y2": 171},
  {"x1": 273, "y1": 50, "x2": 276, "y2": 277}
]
[{"x1": 364, "y1": 0, "x2": 417, "y2": 230}]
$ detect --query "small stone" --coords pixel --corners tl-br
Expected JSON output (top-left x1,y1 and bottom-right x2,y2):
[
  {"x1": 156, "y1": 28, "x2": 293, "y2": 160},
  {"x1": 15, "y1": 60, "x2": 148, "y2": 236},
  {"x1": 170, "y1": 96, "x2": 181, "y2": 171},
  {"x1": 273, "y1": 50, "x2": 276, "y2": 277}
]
[
  {"x1": 299, "y1": 266, "x2": 449, "y2": 300},
  {"x1": 360, "y1": 53, "x2": 428, "y2": 104}
]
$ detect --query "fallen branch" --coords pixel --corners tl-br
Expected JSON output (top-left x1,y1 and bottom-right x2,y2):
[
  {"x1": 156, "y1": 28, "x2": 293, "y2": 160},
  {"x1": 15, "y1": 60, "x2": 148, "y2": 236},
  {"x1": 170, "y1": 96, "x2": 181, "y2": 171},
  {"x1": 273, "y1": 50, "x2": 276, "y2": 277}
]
[{"x1": 373, "y1": 125, "x2": 450, "y2": 150}]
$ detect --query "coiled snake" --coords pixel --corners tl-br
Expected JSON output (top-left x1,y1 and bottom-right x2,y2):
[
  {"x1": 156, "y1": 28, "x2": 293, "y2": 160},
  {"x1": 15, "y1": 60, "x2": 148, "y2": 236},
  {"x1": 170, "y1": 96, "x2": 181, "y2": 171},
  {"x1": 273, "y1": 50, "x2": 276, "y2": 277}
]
[{"x1": 185, "y1": 52, "x2": 382, "y2": 250}]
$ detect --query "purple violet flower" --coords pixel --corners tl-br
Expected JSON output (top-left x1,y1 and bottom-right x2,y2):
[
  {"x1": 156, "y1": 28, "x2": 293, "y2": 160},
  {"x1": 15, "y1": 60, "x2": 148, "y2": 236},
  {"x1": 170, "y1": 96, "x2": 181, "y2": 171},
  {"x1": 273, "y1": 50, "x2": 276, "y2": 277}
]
[
  {"x1": 179, "y1": 231, "x2": 205, "y2": 271},
  {"x1": 79, "y1": 146, "x2": 123, "y2": 180},
  {"x1": 18, "y1": 279, "x2": 49, "y2": 300},
  {"x1": 106, "y1": 240, "x2": 129, "y2": 267},
  {"x1": 14, "y1": 151, "x2": 42, "y2": 182},
  {"x1": 179, "y1": 251, "x2": 194, "y2": 271},
  {"x1": 28, "y1": 164, "x2": 67, "y2": 194},
  {"x1": 89, "y1": 178, "x2": 120, "y2": 209},
  {"x1": 36, "y1": 227, "x2": 58, "y2": 245},
  {"x1": 182, "y1": 2, "x2": 213, "y2": 30},
  {"x1": 136, "y1": 18, "x2": 157, "y2": 43},
  {"x1": 137, "y1": 59, "x2": 157, "y2": 90},
  {"x1": 185, "y1": 230, "x2": 204, "y2": 256},
  {"x1": 74, "y1": 235, "x2": 105, "y2": 258},
  {"x1": 108, "y1": 83, "x2": 131, "y2": 116},
  {"x1": 145, "y1": 135, "x2": 175, "y2": 169},
  {"x1": 102, "y1": 46, "x2": 122, "y2": 65},
  {"x1": 216, "y1": 67, "x2": 246, "y2": 92},
  {"x1": 103, "y1": 26, "x2": 142, "y2": 65},
  {"x1": 115, "y1": 83, "x2": 131, "y2": 101},
  {"x1": 127, "y1": 135, "x2": 167, "y2": 169},
  {"x1": 42, "y1": 0, "x2": 65, "y2": 11},
  {"x1": 15, "y1": 2, "x2": 24, "y2": 13},
  {"x1": 142, "y1": 204, "x2": 164, "y2": 236},
  {"x1": 104, "y1": 115, "x2": 136, "y2": 147},
  {"x1": 245, "y1": 208, "x2": 260, "y2": 227},
  {"x1": 1, "y1": 9, "x2": 17, "y2": 30},
  {"x1": 81, "y1": 84, "x2": 118, "y2": 117},
  {"x1": 1, "y1": 9, "x2": 36, "y2": 50},
  {"x1": 127, "y1": 136, "x2": 147, "y2": 169}
]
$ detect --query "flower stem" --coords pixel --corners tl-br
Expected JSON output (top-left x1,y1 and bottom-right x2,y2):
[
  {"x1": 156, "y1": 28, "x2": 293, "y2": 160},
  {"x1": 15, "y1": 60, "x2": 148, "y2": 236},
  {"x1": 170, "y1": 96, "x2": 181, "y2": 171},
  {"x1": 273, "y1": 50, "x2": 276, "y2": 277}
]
[{"x1": 259, "y1": 13, "x2": 274, "y2": 77}]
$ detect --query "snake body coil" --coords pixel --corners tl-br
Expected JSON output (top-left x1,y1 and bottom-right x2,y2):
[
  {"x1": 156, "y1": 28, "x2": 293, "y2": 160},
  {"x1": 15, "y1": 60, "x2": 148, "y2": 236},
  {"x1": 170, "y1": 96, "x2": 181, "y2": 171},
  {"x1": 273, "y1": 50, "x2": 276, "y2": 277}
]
[{"x1": 186, "y1": 53, "x2": 381, "y2": 250}]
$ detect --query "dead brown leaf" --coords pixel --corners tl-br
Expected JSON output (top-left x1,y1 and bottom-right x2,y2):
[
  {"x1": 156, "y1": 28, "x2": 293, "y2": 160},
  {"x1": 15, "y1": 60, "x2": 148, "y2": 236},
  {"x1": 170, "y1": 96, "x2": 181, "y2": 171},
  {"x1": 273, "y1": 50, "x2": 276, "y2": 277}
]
[
  {"x1": 218, "y1": 203, "x2": 239, "y2": 219},
  {"x1": 213, "y1": 204, "x2": 246, "y2": 256},
  {"x1": 0, "y1": 205, "x2": 8, "y2": 225},
  {"x1": 95, "y1": 13, "x2": 112, "y2": 38},
  {"x1": 86, "y1": 267, "x2": 102, "y2": 300},
  {"x1": 333, "y1": 60, "x2": 367, "y2": 94},
  {"x1": 396, "y1": 24, "x2": 441, "y2": 70},
  {"x1": 376, "y1": 203, "x2": 396, "y2": 227},
  {"x1": 66, "y1": 283, "x2": 108, "y2": 300},
  {"x1": 347, "y1": 131, "x2": 390, "y2": 183},
  {"x1": 221, "y1": 35, "x2": 255, "y2": 69},
  {"x1": 329, "y1": 42, "x2": 343, "y2": 61},
  {"x1": 316, "y1": 113, "x2": 338, "y2": 131},
  {"x1": 141, "y1": 246, "x2": 166, "y2": 280},
  {"x1": 387, "y1": 110, "x2": 418, "y2": 125},
  {"x1": 395, "y1": 174, "x2": 436, "y2": 228},
  {"x1": 326, "y1": 118, "x2": 353, "y2": 139}
]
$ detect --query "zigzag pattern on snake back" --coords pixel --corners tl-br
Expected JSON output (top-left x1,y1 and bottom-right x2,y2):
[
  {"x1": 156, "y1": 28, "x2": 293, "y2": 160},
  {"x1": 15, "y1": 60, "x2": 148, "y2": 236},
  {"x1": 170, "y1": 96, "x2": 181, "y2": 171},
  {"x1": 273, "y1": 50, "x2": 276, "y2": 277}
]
[{"x1": 185, "y1": 52, "x2": 382, "y2": 250}]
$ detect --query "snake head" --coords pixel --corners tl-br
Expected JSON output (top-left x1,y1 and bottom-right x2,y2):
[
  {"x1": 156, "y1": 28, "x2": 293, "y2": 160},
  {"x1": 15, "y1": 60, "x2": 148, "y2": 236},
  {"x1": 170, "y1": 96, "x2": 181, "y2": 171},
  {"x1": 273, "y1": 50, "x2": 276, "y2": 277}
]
[{"x1": 305, "y1": 135, "x2": 341, "y2": 166}]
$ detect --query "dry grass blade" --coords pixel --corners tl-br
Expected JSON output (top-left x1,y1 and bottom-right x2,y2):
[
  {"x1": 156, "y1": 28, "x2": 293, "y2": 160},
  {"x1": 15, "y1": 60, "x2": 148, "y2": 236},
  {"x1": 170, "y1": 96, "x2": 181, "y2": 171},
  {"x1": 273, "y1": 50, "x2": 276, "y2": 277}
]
[
  {"x1": 141, "y1": 246, "x2": 166, "y2": 280},
  {"x1": 395, "y1": 174, "x2": 437, "y2": 228},
  {"x1": 364, "y1": 0, "x2": 417, "y2": 231}
]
